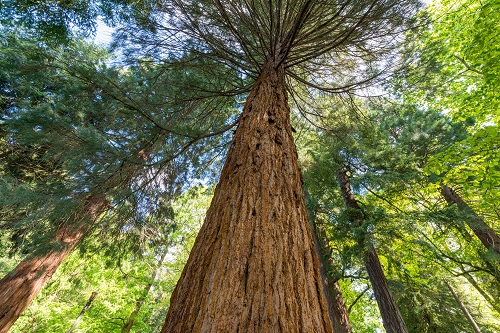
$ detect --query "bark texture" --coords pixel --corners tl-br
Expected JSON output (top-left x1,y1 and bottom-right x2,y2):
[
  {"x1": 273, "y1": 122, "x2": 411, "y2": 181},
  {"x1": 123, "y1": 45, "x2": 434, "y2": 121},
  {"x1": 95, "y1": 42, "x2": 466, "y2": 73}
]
[
  {"x1": 441, "y1": 185, "x2": 500, "y2": 259},
  {"x1": 161, "y1": 63, "x2": 333, "y2": 333},
  {"x1": 337, "y1": 169, "x2": 408, "y2": 333},
  {"x1": 0, "y1": 194, "x2": 107, "y2": 333},
  {"x1": 364, "y1": 245, "x2": 408, "y2": 333}
]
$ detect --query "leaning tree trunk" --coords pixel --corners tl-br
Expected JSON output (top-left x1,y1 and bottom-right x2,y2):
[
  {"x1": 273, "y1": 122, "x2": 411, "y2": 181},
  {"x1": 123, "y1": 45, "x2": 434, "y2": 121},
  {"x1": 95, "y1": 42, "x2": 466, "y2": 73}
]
[
  {"x1": 441, "y1": 185, "x2": 500, "y2": 260},
  {"x1": 121, "y1": 250, "x2": 169, "y2": 333},
  {"x1": 68, "y1": 291, "x2": 99, "y2": 333},
  {"x1": 311, "y1": 219, "x2": 353, "y2": 333},
  {"x1": 337, "y1": 169, "x2": 409, "y2": 333},
  {"x1": 445, "y1": 281, "x2": 482, "y2": 333},
  {"x1": 161, "y1": 62, "x2": 333, "y2": 332},
  {"x1": 0, "y1": 193, "x2": 107, "y2": 333}
]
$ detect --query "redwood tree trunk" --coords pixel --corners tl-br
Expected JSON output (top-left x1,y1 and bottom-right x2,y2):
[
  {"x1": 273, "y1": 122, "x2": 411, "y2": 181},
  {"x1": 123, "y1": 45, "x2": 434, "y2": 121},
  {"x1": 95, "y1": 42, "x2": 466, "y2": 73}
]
[
  {"x1": 441, "y1": 185, "x2": 500, "y2": 259},
  {"x1": 337, "y1": 169, "x2": 408, "y2": 333},
  {"x1": 364, "y1": 244, "x2": 408, "y2": 333},
  {"x1": 0, "y1": 194, "x2": 107, "y2": 333},
  {"x1": 161, "y1": 63, "x2": 333, "y2": 332}
]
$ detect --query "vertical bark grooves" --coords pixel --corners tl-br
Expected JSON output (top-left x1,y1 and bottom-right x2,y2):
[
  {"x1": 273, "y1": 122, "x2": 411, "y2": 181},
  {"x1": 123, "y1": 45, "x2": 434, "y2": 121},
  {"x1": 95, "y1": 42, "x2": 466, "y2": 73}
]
[
  {"x1": 312, "y1": 222, "x2": 353, "y2": 333},
  {"x1": 161, "y1": 63, "x2": 333, "y2": 333},
  {"x1": 441, "y1": 185, "x2": 500, "y2": 258},
  {"x1": 0, "y1": 194, "x2": 107, "y2": 333},
  {"x1": 336, "y1": 169, "x2": 408, "y2": 333}
]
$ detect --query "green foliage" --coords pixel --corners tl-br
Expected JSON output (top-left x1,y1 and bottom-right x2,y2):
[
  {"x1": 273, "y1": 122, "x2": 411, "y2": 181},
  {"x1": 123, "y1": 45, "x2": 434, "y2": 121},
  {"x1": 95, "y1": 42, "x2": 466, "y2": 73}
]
[
  {"x1": 298, "y1": 88, "x2": 499, "y2": 331},
  {"x1": 1, "y1": 0, "x2": 498, "y2": 331},
  {"x1": 0, "y1": 26, "x2": 237, "y2": 256},
  {"x1": 5, "y1": 186, "x2": 212, "y2": 333}
]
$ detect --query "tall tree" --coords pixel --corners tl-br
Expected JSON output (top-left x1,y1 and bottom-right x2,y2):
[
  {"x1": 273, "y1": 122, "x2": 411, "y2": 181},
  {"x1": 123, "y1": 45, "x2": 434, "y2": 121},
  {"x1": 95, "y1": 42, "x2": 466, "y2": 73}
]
[
  {"x1": 311, "y1": 218, "x2": 353, "y2": 333},
  {"x1": 441, "y1": 185, "x2": 500, "y2": 260},
  {"x1": 0, "y1": 193, "x2": 107, "y2": 333},
  {"x1": 445, "y1": 281, "x2": 483, "y2": 333},
  {"x1": 337, "y1": 168, "x2": 409, "y2": 333},
  {"x1": 162, "y1": 61, "x2": 334, "y2": 332},
  {"x1": 0, "y1": 30, "x2": 236, "y2": 331},
  {"x1": 67, "y1": 291, "x2": 99, "y2": 333},
  {"x1": 112, "y1": 0, "x2": 423, "y2": 331},
  {"x1": 306, "y1": 191, "x2": 353, "y2": 333}
]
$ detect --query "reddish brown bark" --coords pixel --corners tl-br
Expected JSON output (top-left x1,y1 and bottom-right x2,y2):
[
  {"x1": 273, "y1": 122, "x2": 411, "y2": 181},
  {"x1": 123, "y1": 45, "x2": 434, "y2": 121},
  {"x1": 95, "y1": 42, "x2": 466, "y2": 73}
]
[
  {"x1": 337, "y1": 169, "x2": 408, "y2": 333},
  {"x1": 441, "y1": 185, "x2": 500, "y2": 259},
  {"x1": 161, "y1": 63, "x2": 333, "y2": 332},
  {"x1": 0, "y1": 194, "x2": 107, "y2": 333}
]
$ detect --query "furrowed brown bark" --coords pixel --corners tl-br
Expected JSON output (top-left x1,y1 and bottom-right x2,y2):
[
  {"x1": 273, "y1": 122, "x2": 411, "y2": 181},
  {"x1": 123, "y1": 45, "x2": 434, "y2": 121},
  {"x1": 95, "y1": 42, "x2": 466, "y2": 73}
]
[
  {"x1": 0, "y1": 194, "x2": 107, "y2": 333},
  {"x1": 161, "y1": 62, "x2": 333, "y2": 333},
  {"x1": 441, "y1": 185, "x2": 500, "y2": 260},
  {"x1": 337, "y1": 169, "x2": 408, "y2": 333}
]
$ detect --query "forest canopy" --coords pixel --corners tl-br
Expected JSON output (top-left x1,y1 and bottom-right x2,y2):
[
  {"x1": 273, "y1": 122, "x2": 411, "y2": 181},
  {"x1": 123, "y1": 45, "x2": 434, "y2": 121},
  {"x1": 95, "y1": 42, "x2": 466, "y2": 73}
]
[{"x1": 0, "y1": 0, "x2": 498, "y2": 332}]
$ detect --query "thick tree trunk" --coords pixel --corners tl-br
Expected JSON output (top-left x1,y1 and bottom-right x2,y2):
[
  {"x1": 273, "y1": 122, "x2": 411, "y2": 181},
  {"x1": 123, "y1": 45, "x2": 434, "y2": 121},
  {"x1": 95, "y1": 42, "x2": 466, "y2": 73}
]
[
  {"x1": 445, "y1": 281, "x2": 482, "y2": 333},
  {"x1": 310, "y1": 219, "x2": 352, "y2": 333},
  {"x1": 161, "y1": 63, "x2": 333, "y2": 333},
  {"x1": 0, "y1": 194, "x2": 107, "y2": 333},
  {"x1": 337, "y1": 169, "x2": 408, "y2": 333},
  {"x1": 68, "y1": 291, "x2": 98, "y2": 333},
  {"x1": 441, "y1": 185, "x2": 500, "y2": 260},
  {"x1": 121, "y1": 250, "x2": 168, "y2": 333}
]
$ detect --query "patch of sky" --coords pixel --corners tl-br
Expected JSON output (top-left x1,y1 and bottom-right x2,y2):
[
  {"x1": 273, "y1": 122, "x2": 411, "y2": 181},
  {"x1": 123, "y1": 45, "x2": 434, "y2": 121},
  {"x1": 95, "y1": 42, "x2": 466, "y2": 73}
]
[{"x1": 94, "y1": 17, "x2": 114, "y2": 46}]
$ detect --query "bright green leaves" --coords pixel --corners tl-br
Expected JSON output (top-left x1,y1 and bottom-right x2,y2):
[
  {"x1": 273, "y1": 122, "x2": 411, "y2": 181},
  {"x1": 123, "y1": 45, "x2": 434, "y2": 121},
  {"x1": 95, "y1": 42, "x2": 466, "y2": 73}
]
[{"x1": 404, "y1": 0, "x2": 499, "y2": 124}]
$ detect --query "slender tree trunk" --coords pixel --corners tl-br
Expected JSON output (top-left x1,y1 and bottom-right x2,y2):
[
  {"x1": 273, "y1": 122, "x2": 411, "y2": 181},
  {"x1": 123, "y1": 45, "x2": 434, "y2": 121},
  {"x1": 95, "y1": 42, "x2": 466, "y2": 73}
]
[
  {"x1": 121, "y1": 250, "x2": 169, "y2": 333},
  {"x1": 161, "y1": 62, "x2": 333, "y2": 332},
  {"x1": 441, "y1": 185, "x2": 500, "y2": 260},
  {"x1": 445, "y1": 281, "x2": 482, "y2": 333},
  {"x1": 67, "y1": 291, "x2": 98, "y2": 333},
  {"x1": 304, "y1": 189, "x2": 353, "y2": 333},
  {"x1": 364, "y1": 244, "x2": 409, "y2": 333},
  {"x1": 312, "y1": 221, "x2": 353, "y2": 333},
  {"x1": 0, "y1": 194, "x2": 107, "y2": 333},
  {"x1": 337, "y1": 169, "x2": 409, "y2": 333}
]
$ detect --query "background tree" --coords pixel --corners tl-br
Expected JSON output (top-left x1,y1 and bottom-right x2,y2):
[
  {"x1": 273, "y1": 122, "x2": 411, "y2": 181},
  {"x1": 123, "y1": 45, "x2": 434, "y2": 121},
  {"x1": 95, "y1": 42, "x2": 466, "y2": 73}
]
[
  {"x1": 0, "y1": 25, "x2": 237, "y2": 331},
  {"x1": 298, "y1": 93, "x2": 499, "y2": 332}
]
